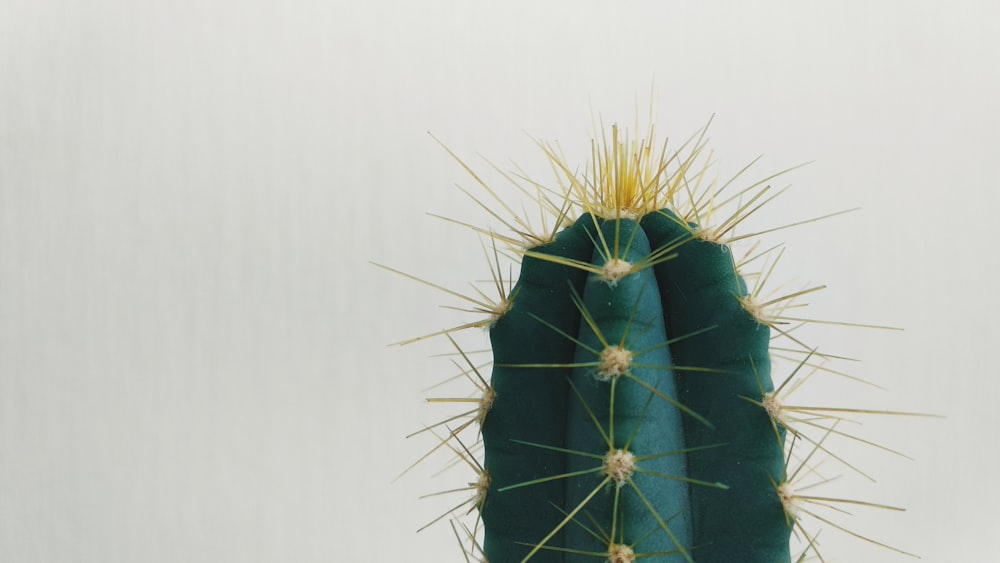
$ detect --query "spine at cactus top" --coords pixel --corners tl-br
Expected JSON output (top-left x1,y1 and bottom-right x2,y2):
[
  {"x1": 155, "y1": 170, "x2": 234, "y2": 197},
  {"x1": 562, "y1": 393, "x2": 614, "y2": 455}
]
[{"x1": 481, "y1": 210, "x2": 789, "y2": 562}]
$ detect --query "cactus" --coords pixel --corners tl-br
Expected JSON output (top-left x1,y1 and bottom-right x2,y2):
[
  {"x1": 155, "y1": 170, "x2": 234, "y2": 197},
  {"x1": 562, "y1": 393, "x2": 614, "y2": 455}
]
[
  {"x1": 483, "y1": 208, "x2": 787, "y2": 562},
  {"x1": 386, "y1": 120, "x2": 918, "y2": 562}
]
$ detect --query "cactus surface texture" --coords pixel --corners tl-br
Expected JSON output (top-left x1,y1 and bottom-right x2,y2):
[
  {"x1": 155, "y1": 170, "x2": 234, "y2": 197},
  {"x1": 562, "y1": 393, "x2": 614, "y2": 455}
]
[{"x1": 388, "y1": 121, "x2": 917, "y2": 562}]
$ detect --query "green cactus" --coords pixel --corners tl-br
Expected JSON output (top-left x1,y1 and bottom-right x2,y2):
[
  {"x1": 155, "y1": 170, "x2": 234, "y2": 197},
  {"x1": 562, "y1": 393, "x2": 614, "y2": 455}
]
[
  {"x1": 484, "y1": 208, "x2": 787, "y2": 562},
  {"x1": 389, "y1": 121, "x2": 917, "y2": 562}
]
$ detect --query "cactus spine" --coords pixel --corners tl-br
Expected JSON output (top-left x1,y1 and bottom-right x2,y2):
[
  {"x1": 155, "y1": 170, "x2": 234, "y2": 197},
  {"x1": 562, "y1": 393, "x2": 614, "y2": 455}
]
[{"x1": 392, "y1": 121, "x2": 915, "y2": 562}]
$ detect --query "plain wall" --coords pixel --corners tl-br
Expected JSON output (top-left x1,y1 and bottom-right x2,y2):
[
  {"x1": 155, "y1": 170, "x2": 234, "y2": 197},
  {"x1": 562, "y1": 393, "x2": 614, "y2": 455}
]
[{"x1": 2, "y1": 1, "x2": 997, "y2": 560}]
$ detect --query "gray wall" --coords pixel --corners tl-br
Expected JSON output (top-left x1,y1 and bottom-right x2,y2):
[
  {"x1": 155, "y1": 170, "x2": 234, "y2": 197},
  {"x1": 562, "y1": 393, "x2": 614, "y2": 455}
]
[{"x1": 2, "y1": 1, "x2": 996, "y2": 561}]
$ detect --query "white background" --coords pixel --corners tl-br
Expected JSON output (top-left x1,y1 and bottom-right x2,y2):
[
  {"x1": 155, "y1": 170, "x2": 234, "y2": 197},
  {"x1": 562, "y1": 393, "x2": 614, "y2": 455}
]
[{"x1": 2, "y1": 1, "x2": 997, "y2": 561}]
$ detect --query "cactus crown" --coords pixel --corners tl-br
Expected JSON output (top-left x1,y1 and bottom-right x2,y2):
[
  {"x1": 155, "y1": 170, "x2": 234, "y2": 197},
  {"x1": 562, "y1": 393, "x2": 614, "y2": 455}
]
[{"x1": 555, "y1": 123, "x2": 685, "y2": 219}]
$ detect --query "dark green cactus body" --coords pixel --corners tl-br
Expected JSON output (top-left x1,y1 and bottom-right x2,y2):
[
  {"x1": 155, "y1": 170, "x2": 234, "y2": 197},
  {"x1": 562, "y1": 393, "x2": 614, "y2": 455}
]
[
  {"x1": 482, "y1": 211, "x2": 789, "y2": 562},
  {"x1": 642, "y1": 210, "x2": 789, "y2": 562},
  {"x1": 482, "y1": 218, "x2": 594, "y2": 562}
]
